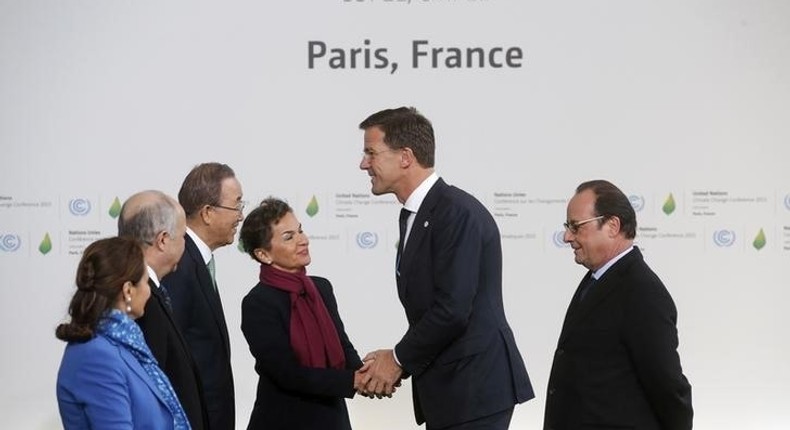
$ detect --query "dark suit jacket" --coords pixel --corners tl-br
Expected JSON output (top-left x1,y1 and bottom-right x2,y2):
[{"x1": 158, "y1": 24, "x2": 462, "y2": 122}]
[
  {"x1": 394, "y1": 178, "x2": 534, "y2": 428},
  {"x1": 544, "y1": 247, "x2": 693, "y2": 430},
  {"x1": 240, "y1": 276, "x2": 363, "y2": 430},
  {"x1": 137, "y1": 278, "x2": 209, "y2": 430},
  {"x1": 162, "y1": 235, "x2": 235, "y2": 430}
]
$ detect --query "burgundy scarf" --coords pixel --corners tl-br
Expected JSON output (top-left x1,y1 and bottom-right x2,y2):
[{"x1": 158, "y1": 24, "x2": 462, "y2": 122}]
[{"x1": 259, "y1": 264, "x2": 346, "y2": 369}]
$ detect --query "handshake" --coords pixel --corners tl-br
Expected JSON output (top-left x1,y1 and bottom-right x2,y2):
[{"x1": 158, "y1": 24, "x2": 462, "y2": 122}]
[{"x1": 354, "y1": 349, "x2": 403, "y2": 399}]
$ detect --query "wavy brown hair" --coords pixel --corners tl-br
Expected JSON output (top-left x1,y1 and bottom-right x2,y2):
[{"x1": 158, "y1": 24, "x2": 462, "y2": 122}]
[{"x1": 55, "y1": 236, "x2": 146, "y2": 342}]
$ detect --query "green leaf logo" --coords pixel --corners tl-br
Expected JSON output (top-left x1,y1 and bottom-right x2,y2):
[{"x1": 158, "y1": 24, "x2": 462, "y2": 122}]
[
  {"x1": 108, "y1": 197, "x2": 122, "y2": 219},
  {"x1": 662, "y1": 193, "x2": 676, "y2": 215},
  {"x1": 752, "y1": 228, "x2": 766, "y2": 250},
  {"x1": 306, "y1": 195, "x2": 319, "y2": 218},
  {"x1": 39, "y1": 233, "x2": 52, "y2": 255},
  {"x1": 238, "y1": 238, "x2": 246, "y2": 253}
]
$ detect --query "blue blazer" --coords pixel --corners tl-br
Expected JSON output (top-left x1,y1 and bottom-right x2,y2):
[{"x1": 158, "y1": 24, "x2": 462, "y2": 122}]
[
  {"x1": 394, "y1": 179, "x2": 534, "y2": 428},
  {"x1": 57, "y1": 334, "x2": 175, "y2": 429}
]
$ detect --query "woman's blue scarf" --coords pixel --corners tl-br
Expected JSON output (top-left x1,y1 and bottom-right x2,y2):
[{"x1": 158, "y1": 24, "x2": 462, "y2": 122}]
[{"x1": 97, "y1": 309, "x2": 191, "y2": 430}]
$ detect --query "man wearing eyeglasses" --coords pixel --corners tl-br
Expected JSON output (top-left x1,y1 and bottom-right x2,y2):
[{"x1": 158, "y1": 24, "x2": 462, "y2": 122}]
[
  {"x1": 161, "y1": 162, "x2": 245, "y2": 430},
  {"x1": 544, "y1": 180, "x2": 693, "y2": 430}
]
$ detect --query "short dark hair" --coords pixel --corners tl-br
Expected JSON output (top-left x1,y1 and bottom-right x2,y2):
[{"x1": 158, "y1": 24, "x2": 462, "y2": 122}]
[
  {"x1": 55, "y1": 237, "x2": 146, "y2": 342},
  {"x1": 576, "y1": 179, "x2": 637, "y2": 239},
  {"x1": 359, "y1": 106, "x2": 435, "y2": 168},
  {"x1": 178, "y1": 163, "x2": 236, "y2": 218},
  {"x1": 240, "y1": 197, "x2": 292, "y2": 262}
]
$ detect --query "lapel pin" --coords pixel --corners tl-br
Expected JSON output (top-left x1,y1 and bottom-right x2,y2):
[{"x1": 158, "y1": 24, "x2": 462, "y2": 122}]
[{"x1": 424, "y1": 220, "x2": 429, "y2": 227}]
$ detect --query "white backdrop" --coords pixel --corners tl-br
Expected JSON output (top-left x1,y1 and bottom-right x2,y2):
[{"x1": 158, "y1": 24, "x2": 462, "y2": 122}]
[{"x1": 1, "y1": 1, "x2": 789, "y2": 428}]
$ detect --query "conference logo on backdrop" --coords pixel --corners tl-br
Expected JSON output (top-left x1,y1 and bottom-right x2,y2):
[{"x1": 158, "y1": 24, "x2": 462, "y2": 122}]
[
  {"x1": 713, "y1": 229, "x2": 736, "y2": 247},
  {"x1": 552, "y1": 230, "x2": 569, "y2": 248},
  {"x1": 39, "y1": 233, "x2": 53, "y2": 255},
  {"x1": 752, "y1": 228, "x2": 767, "y2": 250},
  {"x1": 784, "y1": 193, "x2": 790, "y2": 211},
  {"x1": 0, "y1": 234, "x2": 21, "y2": 252},
  {"x1": 306, "y1": 196, "x2": 319, "y2": 217},
  {"x1": 662, "y1": 193, "x2": 677, "y2": 215},
  {"x1": 356, "y1": 231, "x2": 378, "y2": 249},
  {"x1": 628, "y1": 194, "x2": 645, "y2": 212},
  {"x1": 68, "y1": 198, "x2": 92, "y2": 216},
  {"x1": 108, "y1": 197, "x2": 122, "y2": 219}
]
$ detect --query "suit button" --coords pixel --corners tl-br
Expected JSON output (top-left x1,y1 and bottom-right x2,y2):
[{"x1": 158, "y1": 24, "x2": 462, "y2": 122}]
[
  {"x1": 548, "y1": 388, "x2": 555, "y2": 395},
  {"x1": 556, "y1": 348, "x2": 564, "y2": 356}
]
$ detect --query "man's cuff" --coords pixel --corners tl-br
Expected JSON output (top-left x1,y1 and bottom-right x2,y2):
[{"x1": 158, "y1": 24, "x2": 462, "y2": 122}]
[{"x1": 392, "y1": 346, "x2": 402, "y2": 367}]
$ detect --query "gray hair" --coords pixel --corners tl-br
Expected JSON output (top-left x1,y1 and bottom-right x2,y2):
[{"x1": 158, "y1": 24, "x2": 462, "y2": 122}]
[{"x1": 118, "y1": 190, "x2": 180, "y2": 245}]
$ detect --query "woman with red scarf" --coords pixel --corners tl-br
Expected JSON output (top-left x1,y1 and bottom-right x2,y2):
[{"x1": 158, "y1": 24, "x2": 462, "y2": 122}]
[{"x1": 239, "y1": 197, "x2": 367, "y2": 429}]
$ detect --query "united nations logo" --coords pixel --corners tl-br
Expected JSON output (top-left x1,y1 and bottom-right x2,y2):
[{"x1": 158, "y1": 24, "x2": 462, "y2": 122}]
[
  {"x1": 0, "y1": 234, "x2": 21, "y2": 252},
  {"x1": 713, "y1": 229, "x2": 736, "y2": 247},
  {"x1": 69, "y1": 198, "x2": 92, "y2": 216},
  {"x1": 355, "y1": 231, "x2": 378, "y2": 249},
  {"x1": 628, "y1": 194, "x2": 645, "y2": 212},
  {"x1": 784, "y1": 193, "x2": 790, "y2": 211},
  {"x1": 552, "y1": 230, "x2": 569, "y2": 248}
]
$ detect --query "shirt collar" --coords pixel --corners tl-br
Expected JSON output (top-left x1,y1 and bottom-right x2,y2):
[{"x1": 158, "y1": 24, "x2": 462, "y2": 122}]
[
  {"x1": 146, "y1": 265, "x2": 160, "y2": 287},
  {"x1": 403, "y1": 172, "x2": 439, "y2": 214},
  {"x1": 592, "y1": 245, "x2": 634, "y2": 280},
  {"x1": 186, "y1": 227, "x2": 213, "y2": 265}
]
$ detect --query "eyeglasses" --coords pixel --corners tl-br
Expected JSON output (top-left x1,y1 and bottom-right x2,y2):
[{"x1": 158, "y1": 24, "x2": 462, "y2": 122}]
[
  {"x1": 361, "y1": 147, "x2": 400, "y2": 160},
  {"x1": 563, "y1": 215, "x2": 604, "y2": 234},
  {"x1": 212, "y1": 201, "x2": 247, "y2": 213}
]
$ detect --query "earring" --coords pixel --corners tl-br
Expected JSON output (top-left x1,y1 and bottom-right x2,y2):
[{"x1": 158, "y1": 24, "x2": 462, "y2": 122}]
[{"x1": 125, "y1": 296, "x2": 132, "y2": 313}]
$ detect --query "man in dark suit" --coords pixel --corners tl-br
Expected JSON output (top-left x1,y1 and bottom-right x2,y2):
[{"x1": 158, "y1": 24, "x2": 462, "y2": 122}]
[
  {"x1": 161, "y1": 163, "x2": 244, "y2": 430},
  {"x1": 118, "y1": 190, "x2": 209, "y2": 430},
  {"x1": 544, "y1": 180, "x2": 693, "y2": 430},
  {"x1": 357, "y1": 107, "x2": 534, "y2": 429}
]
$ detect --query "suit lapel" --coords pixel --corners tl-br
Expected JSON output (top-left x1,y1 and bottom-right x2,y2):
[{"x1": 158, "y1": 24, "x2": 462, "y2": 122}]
[
  {"x1": 559, "y1": 247, "x2": 641, "y2": 342},
  {"x1": 149, "y1": 279, "x2": 195, "y2": 358},
  {"x1": 398, "y1": 179, "x2": 447, "y2": 276},
  {"x1": 185, "y1": 236, "x2": 231, "y2": 356}
]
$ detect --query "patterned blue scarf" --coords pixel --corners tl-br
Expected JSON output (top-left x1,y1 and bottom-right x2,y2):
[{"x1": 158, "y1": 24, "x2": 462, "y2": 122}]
[{"x1": 97, "y1": 309, "x2": 191, "y2": 430}]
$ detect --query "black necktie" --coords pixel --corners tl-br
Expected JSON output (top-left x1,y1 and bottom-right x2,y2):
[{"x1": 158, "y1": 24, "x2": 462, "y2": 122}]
[
  {"x1": 397, "y1": 208, "x2": 410, "y2": 272},
  {"x1": 160, "y1": 285, "x2": 173, "y2": 311},
  {"x1": 577, "y1": 274, "x2": 597, "y2": 302},
  {"x1": 398, "y1": 208, "x2": 410, "y2": 248},
  {"x1": 152, "y1": 279, "x2": 173, "y2": 312}
]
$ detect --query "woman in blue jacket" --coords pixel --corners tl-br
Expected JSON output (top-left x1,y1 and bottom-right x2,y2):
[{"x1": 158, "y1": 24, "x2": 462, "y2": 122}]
[{"x1": 56, "y1": 236, "x2": 190, "y2": 429}]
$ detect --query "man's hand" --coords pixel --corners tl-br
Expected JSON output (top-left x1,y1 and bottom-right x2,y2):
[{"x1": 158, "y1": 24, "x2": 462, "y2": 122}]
[{"x1": 359, "y1": 349, "x2": 403, "y2": 398}]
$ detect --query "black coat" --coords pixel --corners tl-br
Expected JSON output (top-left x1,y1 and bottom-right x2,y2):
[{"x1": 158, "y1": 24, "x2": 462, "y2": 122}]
[
  {"x1": 241, "y1": 276, "x2": 363, "y2": 430},
  {"x1": 394, "y1": 178, "x2": 534, "y2": 428},
  {"x1": 136, "y1": 278, "x2": 209, "y2": 430},
  {"x1": 544, "y1": 247, "x2": 693, "y2": 430},
  {"x1": 161, "y1": 235, "x2": 235, "y2": 430}
]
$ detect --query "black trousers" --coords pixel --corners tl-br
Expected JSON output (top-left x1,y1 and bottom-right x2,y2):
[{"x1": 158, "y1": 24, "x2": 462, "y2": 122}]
[{"x1": 427, "y1": 407, "x2": 514, "y2": 430}]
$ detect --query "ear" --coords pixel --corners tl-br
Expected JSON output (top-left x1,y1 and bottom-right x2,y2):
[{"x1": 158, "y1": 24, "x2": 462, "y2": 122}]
[
  {"x1": 254, "y1": 248, "x2": 272, "y2": 265},
  {"x1": 154, "y1": 230, "x2": 168, "y2": 251},
  {"x1": 400, "y1": 147, "x2": 414, "y2": 168},
  {"x1": 198, "y1": 205, "x2": 213, "y2": 225},
  {"x1": 606, "y1": 216, "x2": 622, "y2": 238},
  {"x1": 122, "y1": 280, "x2": 134, "y2": 298}
]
